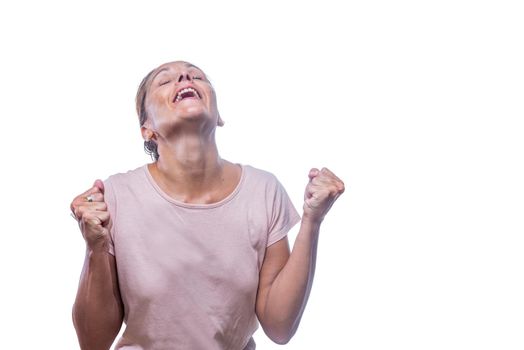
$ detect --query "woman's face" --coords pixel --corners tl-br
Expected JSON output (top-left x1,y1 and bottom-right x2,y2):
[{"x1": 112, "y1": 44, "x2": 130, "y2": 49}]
[{"x1": 142, "y1": 61, "x2": 222, "y2": 140}]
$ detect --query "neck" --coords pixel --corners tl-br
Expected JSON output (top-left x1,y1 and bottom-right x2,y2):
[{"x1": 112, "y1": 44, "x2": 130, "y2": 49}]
[{"x1": 152, "y1": 132, "x2": 223, "y2": 197}]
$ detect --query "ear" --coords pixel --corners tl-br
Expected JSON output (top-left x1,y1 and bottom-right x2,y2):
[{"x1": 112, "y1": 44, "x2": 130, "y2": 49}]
[
  {"x1": 217, "y1": 112, "x2": 225, "y2": 127},
  {"x1": 141, "y1": 125, "x2": 155, "y2": 141}
]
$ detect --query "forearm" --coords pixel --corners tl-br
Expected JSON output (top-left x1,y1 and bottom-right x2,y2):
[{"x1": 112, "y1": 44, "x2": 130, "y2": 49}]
[
  {"x1": 73, "y1": 246, "x2": 123, "y2": 350},
  {"x1": 263, "y1": 217, "x2": 321, "y2": 342}
]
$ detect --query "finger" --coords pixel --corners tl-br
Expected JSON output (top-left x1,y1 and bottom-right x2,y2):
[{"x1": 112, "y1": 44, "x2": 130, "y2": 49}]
[
  {"x1": 71, "y1": 184, "x2": 105, "y2": 210},
  {"x1": 308, "y1": 168, "x2": 320, "y2": 180},
  {"x1": 90, "y1": 201, "x2": 108, "y2": 211},
  {"x1": 98, "y1": 210, "x2": 111, "y2": 226},
  {"x1": 320, "y1": 167, "x2": 335, "y2": 175},
  {"x1": 308, "y1": 178, "x2": 344, "y2": 200},
  {"x1": 312, "y1": 171, "x2": 344, "y2": 187},
  {"x1": 90, "y1": 211, "x2": 110, "y2": 226},
  {"x1": 82, "y1": 210, "x2": 110, "y2": 227},
  {"x1": 305, "y1": 188, "x2": 331, "y2": 206},
  {"x1": 80, "y1": 183, "x2": 104, "y2": 198},
  {"x1": 79, "y1": 202, "x2": 108, "y2": 213},
  {"x1": 317, "y1": 167, "x2": 342, "y2": 182},
  {"x1": 305, "y1": 182, "x2": 330, "y2": 200},
  {"x1": 93, "y1": 179, "x2": 105, "y2": 194},
  {"x1": 82, "y1": 192, "x2": 105, "y2": 203},
  {"x1": 305, "y1": 182, "x2": 315, "y2": 199},
  {"x1": 318, "y1": 168, "x2": 340, "y2": 182},
  {"x1": 71, "y1": 186, "x2": 98, "y2": 212},
  {"x1": 70, "y1": 212, "x2": 78, "y2": 221},
  {"x1": 74, "y1": 202, "x2": 108, "y2": 220},
  {"x1": 311, "y1": 174, "x2": 333, "y2": 187},
  {"x1": 82, "y1": 215, "x2": 102, "y2": 227},
  {"x1": 328, "y1": 169, "x2": 344, "y2": 184}
]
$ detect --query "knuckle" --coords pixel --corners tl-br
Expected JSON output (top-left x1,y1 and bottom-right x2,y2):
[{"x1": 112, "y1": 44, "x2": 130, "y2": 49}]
[
  {"x1": 81, "y1": 212, "x2": 92, "y2": 222},
  {"x1": 320, "y1": 188, "x2": 331, "y2": 196},
  {"x1": 84, "y1": 217, "x2": 99, "y2": 227},
  {"x1": 82, "y1": 211, "x2": 97, "y2": 222},
  {"x1": 74, "y1": 206, "x2": 84, "y2": 218},
  {"x1": 71, "y1": 197, "x2": 81, "y2": 208}
]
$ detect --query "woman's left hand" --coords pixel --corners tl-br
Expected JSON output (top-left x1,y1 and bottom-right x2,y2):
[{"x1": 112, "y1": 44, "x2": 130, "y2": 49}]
[{"x1": 303, "y1": 167, "x2": 345, "y2": 225}]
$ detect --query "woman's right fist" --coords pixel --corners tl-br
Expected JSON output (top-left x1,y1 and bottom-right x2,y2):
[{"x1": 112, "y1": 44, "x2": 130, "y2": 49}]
[{"x1": 70, "y1": 179, "x2": 112, "y2": 251}]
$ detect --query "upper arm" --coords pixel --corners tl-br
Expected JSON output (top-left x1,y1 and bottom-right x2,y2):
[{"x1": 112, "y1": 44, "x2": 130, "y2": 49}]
[{"x1": 255, "y1": 237, "x2": 290, "y2": 322}]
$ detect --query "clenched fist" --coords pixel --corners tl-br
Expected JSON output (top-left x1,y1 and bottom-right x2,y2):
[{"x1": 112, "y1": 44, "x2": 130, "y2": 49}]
[
  {"x1": 303, "y1": 167, "x2": 345, "y2": 224},
  {"x1": 70, "y1": 179, "x2": 112, "y2": 251}
]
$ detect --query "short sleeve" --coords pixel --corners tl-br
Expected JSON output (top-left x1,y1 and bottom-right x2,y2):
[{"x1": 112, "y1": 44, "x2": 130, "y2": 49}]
[
  {"x1": 103, "y1": 177, "x2": 117, "y2": 256},
  {"x1": 267, "y1": 176, "x2": 301, "y2": 246}
]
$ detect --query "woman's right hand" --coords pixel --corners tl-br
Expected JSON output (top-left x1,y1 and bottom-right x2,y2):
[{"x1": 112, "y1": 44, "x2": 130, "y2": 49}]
[{"x1": 70, "y1": 179, "x2": 112, "y2": 251}]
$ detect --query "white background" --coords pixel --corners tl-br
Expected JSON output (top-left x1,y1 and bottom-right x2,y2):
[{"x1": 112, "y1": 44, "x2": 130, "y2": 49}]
[{"x1": 0, "y1": 0, "x2": 523, "y2": 349}]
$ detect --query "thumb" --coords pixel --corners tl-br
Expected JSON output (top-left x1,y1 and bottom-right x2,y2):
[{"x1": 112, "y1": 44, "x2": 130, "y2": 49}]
[
  {"x1": 308, "y1": 168, "x2": 320, "y2": 181},
  {"x1": 93, "y1": 179, "x2": 105, "y2": 194}
]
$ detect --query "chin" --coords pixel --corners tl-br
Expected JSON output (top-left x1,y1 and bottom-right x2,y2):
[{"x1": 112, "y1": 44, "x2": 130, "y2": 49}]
[{"x1": 176, "y1": 112, "x2": 210, "y2": 123}]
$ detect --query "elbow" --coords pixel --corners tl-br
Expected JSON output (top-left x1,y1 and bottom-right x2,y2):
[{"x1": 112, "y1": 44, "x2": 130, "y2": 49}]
[
  {"x1": 263, "y1": 321, "x2": 298, "y2": 345},
  {"x1": 272, "y1": 336, "x2": 292, "y2": 345},
  {"x1": 269, "y1": 329, "x2": 295, "y2": 345}
]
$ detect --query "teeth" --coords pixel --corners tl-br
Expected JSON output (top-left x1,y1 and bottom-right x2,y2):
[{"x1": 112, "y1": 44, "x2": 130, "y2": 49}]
[{"x1": 175, "y1": 87, "x2": 199, "y2": 102}]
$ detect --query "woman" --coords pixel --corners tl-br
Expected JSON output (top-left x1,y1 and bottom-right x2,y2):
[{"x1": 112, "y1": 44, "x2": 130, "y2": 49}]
[{"x1": 71, "y1": 60, "x2": 344, "y2": 350}]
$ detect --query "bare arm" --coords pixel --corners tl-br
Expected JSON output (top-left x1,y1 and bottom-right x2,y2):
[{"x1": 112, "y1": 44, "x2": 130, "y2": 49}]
[
  {"x1": 256, "y1": 168, "x2": 344, "y2": 344},
  {"x1": 71, "y1": 180, "x2": 124, "y2": 350},
  {"x1": 73, "y1": 247, "x2": 124, "y2": 350},
  {"x1": 256, "y1": 220, "x2": 320, "y2": 344}
]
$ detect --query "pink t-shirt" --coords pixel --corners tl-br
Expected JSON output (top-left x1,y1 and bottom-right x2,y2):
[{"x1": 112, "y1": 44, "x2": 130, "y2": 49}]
[{"x1": 103, "y1": 164, "x2": 301, "y2": 350}]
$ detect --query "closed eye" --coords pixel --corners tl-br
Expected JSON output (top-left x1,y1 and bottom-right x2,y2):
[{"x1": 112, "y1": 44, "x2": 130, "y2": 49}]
[
  {"x1": 159, "y1": 80, "x2": 171, "y2": 86},
  {"x1": 193, "y1": 76, "x2": 202, "y2": 80}
]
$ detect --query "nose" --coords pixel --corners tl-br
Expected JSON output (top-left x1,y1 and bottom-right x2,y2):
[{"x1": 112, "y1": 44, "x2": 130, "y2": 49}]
[{"x1": 177, "y1": 72, "x2": 192, "y2": 83}]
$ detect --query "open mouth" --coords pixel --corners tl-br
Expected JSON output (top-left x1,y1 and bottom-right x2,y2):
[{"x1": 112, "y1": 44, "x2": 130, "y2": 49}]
[{"x1": 173, "y1": 87, "x2": 201, "y2": 103}]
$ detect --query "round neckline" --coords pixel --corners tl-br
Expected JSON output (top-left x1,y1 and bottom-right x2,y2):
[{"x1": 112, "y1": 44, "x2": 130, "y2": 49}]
[{"x1": 143, "y1": 163, "x2": 246, "y2": 209}]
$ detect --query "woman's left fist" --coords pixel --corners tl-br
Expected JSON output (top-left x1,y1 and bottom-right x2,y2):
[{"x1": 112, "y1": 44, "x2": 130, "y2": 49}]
[{"x1": 303, "y1": 167, "x2": 345, "y2": 224}]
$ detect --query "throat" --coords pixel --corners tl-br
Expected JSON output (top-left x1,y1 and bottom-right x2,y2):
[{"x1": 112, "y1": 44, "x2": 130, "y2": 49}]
[{"x1": 149, "y1": 161, "x2": 241, "y2": 205}]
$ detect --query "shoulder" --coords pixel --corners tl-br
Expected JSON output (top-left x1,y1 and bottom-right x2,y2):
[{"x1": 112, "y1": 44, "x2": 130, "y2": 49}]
[
  {"x1": 104, "y1": 164, "x2": 148, "y2": 187},
  {"x1": 240, "y1": 164, "x2": 294, "y2": 203},
  {"x1": 242, "y1": 164, "x2": 279, "y2": 184},
  {"x1": 102, "y1": 164, "x2": 150, "y2": 211},
  {"x1": 103, "y1": 164, "x2": 150, "y2": 201}
]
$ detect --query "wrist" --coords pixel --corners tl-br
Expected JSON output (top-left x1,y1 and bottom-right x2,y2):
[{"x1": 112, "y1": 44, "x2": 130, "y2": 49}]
[
  {"x1": 86, "y1": 239, "x2": 110, "y2": 255},
  {"x1": 301, "y1": 213, "x2": 323, "y2": 228}
]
